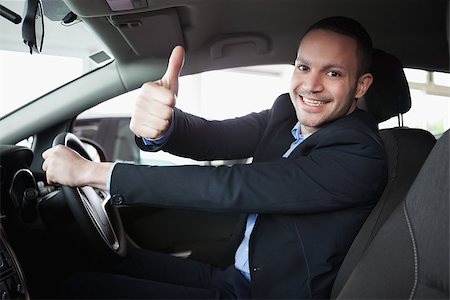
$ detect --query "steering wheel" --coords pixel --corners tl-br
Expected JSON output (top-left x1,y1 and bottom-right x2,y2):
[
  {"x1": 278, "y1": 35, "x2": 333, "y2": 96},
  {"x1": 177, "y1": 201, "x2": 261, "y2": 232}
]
[{"x1": 52, "y1": 132, "x2": 126, "y2": 257}]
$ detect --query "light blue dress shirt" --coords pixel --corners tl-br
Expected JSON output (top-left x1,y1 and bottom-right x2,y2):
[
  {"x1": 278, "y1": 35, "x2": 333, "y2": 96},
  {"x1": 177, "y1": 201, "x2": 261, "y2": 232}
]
[{"x1": 233, "y1": 122, "x2": 310, "y2": 281}]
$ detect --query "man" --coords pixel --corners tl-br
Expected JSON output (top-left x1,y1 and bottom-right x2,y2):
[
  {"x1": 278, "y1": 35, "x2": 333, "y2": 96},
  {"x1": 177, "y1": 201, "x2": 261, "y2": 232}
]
[{"x1": 42, "y1": 16, "x2": 387, "y2": 299}]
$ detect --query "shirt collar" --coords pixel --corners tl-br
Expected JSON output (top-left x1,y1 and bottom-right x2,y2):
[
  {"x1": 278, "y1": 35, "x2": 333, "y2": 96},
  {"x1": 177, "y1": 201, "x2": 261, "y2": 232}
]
[{"x1": 291, "y1": 122, "x2": 311, "y2": 141}]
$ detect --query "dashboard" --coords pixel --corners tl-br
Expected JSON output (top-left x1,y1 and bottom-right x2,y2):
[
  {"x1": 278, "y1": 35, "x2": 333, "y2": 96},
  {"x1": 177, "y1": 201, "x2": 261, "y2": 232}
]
[
  {"x1": 0, "y1": 226, "x2": 28, "y2": 300},
  {"x1": 0, "y1": 145, "x2": 113, "y2": 299},
  {"x1": 0, "y1": 145, "x2": 34, "y2": 300}
]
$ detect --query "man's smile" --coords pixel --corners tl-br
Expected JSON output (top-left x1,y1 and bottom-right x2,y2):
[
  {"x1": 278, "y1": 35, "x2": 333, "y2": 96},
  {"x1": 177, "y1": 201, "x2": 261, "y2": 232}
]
[{"x1": 298, "y1": 95, "x2": 330, "y2": 108}]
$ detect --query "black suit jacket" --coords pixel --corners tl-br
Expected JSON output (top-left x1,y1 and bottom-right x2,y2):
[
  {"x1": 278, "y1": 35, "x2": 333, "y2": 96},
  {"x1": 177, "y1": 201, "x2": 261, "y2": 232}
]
[{"x1": 110, "y1": 93, "x2": 387, "y2": 299}]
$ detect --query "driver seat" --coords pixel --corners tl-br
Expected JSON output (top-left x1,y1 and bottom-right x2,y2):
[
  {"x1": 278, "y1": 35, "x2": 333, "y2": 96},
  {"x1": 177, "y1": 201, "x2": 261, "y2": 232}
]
[
  {"x1": 330, "y1": 50, "x2": 446, "y2": 298},
  {"x1": 335, "y1": 128, "x2": 449, "y2": 298}
]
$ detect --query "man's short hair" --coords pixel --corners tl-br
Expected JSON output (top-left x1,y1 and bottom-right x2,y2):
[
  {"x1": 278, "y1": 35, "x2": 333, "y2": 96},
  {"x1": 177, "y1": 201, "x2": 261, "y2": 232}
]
[{"x1": 305, "y1": 16, "x2": 373, "y2": 76}]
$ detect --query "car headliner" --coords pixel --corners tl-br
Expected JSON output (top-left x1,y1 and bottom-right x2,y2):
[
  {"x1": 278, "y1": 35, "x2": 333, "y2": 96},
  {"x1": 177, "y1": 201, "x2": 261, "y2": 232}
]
[
  {"x1": 0, "y1": 0, "x2": 448, "y2": 145},
  {"x1": 65, "y1": 0, "x2": 448, "y2": 74}
]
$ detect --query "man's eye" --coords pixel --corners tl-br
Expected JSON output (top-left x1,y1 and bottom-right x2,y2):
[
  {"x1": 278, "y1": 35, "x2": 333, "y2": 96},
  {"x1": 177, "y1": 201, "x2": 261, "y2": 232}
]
[
  {"x1": 297, "y1": 65, "x2": 309, "y2": 71},
  {"x1": 327, "y1": 71, "x2": 341, "y2": 77}
]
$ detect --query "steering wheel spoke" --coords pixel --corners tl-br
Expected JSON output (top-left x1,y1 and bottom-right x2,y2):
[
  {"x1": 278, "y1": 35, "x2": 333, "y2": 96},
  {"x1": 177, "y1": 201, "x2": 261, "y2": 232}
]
[{"x1": 78, "y1": 187, "x2": 120, "y2": 251}]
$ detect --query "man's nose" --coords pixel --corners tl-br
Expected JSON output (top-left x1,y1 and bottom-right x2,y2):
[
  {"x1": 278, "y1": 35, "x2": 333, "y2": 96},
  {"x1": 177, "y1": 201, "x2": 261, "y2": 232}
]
[{"x1": 301, "y1": 72, "x2": 323, "y2": 93}]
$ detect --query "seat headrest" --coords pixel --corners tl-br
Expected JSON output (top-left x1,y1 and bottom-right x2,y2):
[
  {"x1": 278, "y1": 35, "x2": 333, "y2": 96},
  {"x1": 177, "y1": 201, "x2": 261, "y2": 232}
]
[{"x1": 358, "y1": 49, "x2": 412, "y2": 123}]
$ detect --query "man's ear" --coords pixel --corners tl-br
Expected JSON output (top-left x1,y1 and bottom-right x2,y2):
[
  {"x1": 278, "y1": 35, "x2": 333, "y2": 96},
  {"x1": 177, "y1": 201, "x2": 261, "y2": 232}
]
[{"x1": 355, "y1": 73, "x2": 373, "y2": 99}]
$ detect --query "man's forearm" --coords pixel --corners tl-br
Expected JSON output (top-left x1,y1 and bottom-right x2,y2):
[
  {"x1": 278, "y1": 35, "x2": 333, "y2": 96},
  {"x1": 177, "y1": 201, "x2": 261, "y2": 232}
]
[{"x1": 82, "y1": 161, "x2": 113, "y2": 190}]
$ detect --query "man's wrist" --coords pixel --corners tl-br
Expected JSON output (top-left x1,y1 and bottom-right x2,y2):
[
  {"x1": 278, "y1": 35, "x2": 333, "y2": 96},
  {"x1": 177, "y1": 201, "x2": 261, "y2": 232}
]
[{"x1": 82, "y1": 161, "x2": 112, "y2": 190}]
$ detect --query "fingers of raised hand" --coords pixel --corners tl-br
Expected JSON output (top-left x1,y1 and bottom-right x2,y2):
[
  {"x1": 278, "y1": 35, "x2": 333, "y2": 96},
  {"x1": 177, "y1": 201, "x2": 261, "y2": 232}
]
[
  {"x1": 129, "y1": 114, "x2": 170, "y2": 139},
  {"x1": 130, "y1": 84, "x2": 174, "y2": 139}
]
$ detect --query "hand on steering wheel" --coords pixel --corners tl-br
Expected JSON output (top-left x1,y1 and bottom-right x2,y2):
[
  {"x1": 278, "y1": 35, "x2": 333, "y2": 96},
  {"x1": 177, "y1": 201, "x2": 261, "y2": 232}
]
[{"x1": 43, "y1": 132, "x2": 126, "y2": 257}]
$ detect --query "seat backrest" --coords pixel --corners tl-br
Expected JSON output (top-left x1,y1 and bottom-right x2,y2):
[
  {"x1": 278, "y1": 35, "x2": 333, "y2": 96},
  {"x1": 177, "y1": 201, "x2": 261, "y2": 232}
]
[
  {"x1": 331, "y1": 49, "x2": 437, "y2": 298},
  {"x1": 335, "y1": 129, "x2": 449, "y2": 299}
]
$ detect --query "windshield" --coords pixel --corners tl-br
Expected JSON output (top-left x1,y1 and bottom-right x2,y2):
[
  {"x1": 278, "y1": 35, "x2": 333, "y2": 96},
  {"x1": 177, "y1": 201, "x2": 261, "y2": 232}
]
[{"x1": 0, "y1": 0, "x2": 112, "y2": 118}]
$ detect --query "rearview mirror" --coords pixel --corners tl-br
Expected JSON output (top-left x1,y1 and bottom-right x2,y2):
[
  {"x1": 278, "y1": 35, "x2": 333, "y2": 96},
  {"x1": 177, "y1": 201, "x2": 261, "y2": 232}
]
[{"x1": 22, "y1": 0, "x2": 44, "y2": 54}]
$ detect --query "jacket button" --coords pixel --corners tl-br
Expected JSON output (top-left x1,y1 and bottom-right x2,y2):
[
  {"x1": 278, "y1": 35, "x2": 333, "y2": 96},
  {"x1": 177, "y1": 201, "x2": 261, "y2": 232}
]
[{"x1": 111, "y1": 194, "x2": 124, "y2": 205}]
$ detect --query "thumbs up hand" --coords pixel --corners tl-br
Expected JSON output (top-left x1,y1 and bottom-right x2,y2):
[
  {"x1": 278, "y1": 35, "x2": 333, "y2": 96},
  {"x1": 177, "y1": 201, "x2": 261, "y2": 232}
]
[{"x1": 130, "y1": 46, "x2": 185, "y2": 139}]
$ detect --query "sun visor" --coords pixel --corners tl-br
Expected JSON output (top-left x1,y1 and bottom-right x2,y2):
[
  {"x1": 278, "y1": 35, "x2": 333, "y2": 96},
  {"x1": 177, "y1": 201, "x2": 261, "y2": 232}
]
[
  {"x1": 41, "y1": 0, "x2": 71, "y2": 21},
  {"x1": 108, "y1": 8, "x2": 184, "y2": 58}
]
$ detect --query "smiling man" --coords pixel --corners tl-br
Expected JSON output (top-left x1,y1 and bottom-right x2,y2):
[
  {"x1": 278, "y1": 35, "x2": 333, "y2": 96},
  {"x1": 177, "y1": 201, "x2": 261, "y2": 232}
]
[{"x1": 43, "y1": 16, "x2": 387, "y2": 299}]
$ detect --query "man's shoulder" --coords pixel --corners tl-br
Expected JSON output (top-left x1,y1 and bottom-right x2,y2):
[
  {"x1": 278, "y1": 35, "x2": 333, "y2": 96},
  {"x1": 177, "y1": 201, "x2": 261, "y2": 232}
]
[
  {"x1": 325, "y1": 109, "x2": 379, "y2": 134},
  {"x1": 348, "y1": 108, "x2": 379, "y2": 130},
  {"x1": 312, "y1": 109, "x2": 383, "y2": 150},
  {"x1": 270, "y1": 93, "x2": 293, "y2": 113},
  {"x1": 267, "y1": 93, "x2": 296, "y2": 123}
]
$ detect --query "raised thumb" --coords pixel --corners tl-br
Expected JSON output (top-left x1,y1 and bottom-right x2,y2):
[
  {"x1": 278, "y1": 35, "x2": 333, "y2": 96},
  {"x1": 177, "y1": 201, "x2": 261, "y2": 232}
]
[{"x1": 161, "y1": 45, "x2": 185, "y2": 95}]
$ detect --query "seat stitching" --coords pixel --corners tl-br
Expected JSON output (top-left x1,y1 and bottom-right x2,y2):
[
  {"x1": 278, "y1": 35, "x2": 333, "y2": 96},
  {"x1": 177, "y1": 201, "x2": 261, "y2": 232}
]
[{"x1": 403, "y1": 201, "x2": 418, "y2": 299}]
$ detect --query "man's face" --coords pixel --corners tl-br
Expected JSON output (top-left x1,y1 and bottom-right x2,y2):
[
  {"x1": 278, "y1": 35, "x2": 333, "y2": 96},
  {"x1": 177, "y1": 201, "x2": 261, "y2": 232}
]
[{"x1": 289, "y1": 29, "x2": 372, "y2": 134}]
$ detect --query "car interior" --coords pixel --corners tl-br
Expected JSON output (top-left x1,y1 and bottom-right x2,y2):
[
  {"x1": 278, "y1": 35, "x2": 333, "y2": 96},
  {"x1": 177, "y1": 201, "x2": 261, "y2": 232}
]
[{"x1": 0, "y1": 0, "x2": 448, "y2": 299}]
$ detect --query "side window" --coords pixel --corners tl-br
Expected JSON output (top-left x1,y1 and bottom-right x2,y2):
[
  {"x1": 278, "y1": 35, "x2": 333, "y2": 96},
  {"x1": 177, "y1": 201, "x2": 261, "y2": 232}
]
[
  {"x1": 73, "y1": 117, "x2": 140, "y2": 163},
  {"x1": 73, "y1": 109, "x2": 202, "y2": 166},
  {"x1": 379, "y1": 69, "x2": 450, "y2": 138},
  {"x1": 73, "y1": 65, "x2": 293, "y2": 166},
  {"x1": 72, "y1": 119, "x2": 101, "y2": 141},
  {"x1": 15, "y1": 136, "x2": 34, "y2": 149},
  {"x1": 113, "y1": 118, "x2": 140, "y2": 163}
]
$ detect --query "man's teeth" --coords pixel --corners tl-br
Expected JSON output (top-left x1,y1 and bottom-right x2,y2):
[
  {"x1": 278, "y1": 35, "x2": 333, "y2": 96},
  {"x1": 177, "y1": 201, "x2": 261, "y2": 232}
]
[{"x1": 302, "y1": 97, "x2": 324, "y2": 106}]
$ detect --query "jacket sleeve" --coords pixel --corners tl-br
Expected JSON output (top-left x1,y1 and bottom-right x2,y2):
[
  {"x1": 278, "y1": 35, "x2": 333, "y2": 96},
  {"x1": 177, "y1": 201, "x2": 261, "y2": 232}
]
[
  {"x1": 111, "y1": 126, "x2": 387, "y2": 214},
  {"x1": 135, "y1": 107, "x2": 270, "y2": 161}
]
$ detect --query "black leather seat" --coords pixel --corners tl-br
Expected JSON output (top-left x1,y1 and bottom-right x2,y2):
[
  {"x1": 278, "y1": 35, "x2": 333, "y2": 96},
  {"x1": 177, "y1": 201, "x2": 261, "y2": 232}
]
[{"x1": 331, "y1": 50, "x2": 442, "y2": 298}]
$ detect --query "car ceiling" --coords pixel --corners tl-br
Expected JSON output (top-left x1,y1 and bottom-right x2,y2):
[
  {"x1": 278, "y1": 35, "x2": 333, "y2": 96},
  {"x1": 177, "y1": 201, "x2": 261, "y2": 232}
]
[{"x1": 62, "y1": 0, "x2": 449, "y2": 77}]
